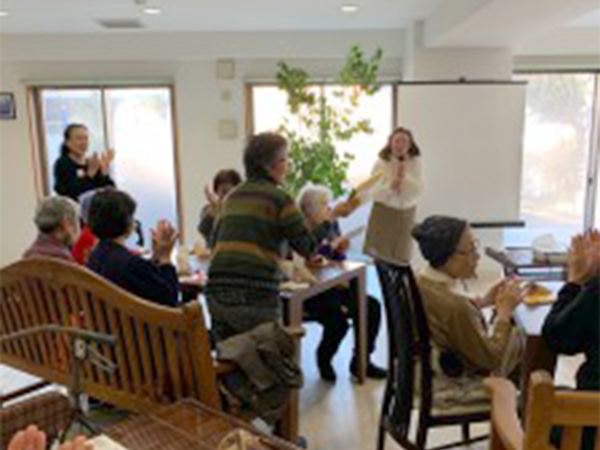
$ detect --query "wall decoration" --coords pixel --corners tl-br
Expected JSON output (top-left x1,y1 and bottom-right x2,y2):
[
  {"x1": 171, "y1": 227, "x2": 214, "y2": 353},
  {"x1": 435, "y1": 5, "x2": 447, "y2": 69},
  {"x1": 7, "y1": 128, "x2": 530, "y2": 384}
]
[{"x1": 0, "y1": 92, "x2": 16, "y2": 120}]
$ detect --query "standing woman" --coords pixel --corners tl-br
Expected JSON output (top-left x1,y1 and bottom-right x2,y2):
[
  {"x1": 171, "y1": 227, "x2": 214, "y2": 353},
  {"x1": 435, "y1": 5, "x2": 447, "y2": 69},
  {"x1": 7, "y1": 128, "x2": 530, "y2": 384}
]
[
  {"x1": 53, "y1": 123, "x2": 115, "y2": 201},
  {"x1": 363, "y1": 127, "x2": 424, "y2": 263}
]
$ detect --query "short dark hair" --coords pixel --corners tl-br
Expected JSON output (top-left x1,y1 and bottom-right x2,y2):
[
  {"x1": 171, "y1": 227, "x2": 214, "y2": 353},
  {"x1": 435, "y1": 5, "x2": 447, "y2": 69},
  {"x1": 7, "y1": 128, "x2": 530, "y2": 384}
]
[
  {"x1": 379, "y1": 127, "x2": 421, "y2": 161},
  {"x1": 243, "y1": 132, "x2": 287, "y2": 180},
  {"x1": 89, "y1": 189, "x2": 137, "y2": 239},
  {"x1": 213, "y1": 169, "x2": 242, "y2": 192},
  {"x1": 412, "y1": 215, "x2": 468, "y2": 268}
]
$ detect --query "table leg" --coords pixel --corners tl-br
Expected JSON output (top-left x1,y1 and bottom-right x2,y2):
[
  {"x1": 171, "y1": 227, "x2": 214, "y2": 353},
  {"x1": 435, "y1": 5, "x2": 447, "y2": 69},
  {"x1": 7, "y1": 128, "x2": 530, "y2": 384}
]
[
  {"x1": 278, "y1": 295, "x2": 303, "y2": 443},
  {"x1": 520, "y1": 335, "x2": 557, "y2": 411},
  {"x1": 352, "y1": 267, "x2": 367, "y2": 384}
]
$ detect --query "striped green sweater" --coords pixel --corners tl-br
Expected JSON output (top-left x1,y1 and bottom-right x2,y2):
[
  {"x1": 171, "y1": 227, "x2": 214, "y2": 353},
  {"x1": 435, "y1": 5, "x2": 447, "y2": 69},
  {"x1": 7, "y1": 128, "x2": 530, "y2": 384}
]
[{"x1": 207, "y1": 178, "x2": 331, "y2": 295}]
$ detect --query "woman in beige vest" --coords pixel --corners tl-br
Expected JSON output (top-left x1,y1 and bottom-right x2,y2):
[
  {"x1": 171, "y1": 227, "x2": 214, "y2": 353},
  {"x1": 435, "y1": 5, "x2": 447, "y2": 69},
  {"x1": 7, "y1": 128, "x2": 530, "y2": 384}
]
[{"x1": 363, "y1": 127, "x2": 424, "y2": 264}]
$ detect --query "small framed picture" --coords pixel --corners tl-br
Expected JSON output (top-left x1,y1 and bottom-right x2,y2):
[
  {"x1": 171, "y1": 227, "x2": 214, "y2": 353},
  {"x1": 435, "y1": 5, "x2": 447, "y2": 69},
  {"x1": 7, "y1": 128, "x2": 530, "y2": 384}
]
[{"x1": 0, "y1": 92, "x2": 16, "y2": 120}]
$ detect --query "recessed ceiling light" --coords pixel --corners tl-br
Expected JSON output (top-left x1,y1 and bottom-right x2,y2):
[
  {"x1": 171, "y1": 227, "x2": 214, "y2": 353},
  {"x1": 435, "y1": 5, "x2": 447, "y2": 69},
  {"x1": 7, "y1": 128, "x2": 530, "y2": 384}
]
[
  {"x1": 341, "y1": 4, "x2": 359, "y2": 13},
  {"x1": 143, "y1": 7, "x2": 161, "y2": 15},
  {"x1": 0, "y1": 10, "x2": 9, "y2": 17}
]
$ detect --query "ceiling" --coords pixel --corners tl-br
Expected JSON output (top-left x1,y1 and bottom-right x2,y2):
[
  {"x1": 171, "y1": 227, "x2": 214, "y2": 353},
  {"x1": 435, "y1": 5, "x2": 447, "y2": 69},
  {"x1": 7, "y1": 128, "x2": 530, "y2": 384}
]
[
  {"x1": 566, "y1": 8, "x2": 600, "y2": 27},
  {"x1": 0, "y1": 0, "x2": 444, "y2": 33},
  {"x1": 0, "y1": 0, "x2": 597, "y2": 56}
]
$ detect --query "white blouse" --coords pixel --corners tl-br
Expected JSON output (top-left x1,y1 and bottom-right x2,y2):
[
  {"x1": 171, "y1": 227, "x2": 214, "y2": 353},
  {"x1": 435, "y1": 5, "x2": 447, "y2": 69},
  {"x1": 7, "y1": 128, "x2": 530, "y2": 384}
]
[{"x1": 368, "y1": 156, "x2": 424, "y2": 210}]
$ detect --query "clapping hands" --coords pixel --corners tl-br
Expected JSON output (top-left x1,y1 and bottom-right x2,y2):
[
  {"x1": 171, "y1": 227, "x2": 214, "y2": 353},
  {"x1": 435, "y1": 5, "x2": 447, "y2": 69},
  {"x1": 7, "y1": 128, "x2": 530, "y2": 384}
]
[
  {"x1": 151, "y1": 220, "x2": 179, "y2": 264},
  {"x1": 204, "y1": 184, "x2": 220, "y2": 209},
  {"x1": 494, "y1": 279, "x2": 527, "y2": 321},
  {"x1": 87, "y1": 149, "x2": 114, "y2": 177},
  {"x1": 390, "y1": 158, "x2": 407, "y2": 192},
  {"x1": 87, "y1": 153, "x2": 101, "y2": 177},
  {"x1": 99, "y1": 148, "x2": 115, "y2": 175},
  {"x1": 567, "y1": 230, "x2": 600, "y2": 285}
]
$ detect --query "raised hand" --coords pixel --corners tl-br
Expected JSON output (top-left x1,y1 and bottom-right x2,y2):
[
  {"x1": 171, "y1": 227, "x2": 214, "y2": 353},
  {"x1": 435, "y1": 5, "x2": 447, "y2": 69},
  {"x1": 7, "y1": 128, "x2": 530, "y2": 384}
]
[
  {"x1": 8, "y1": 425, "x2": 94, "y2": 450},
  {"x1": 332, "y1": 199, "x2": 358, "y2": 219},
  {"x1": 87, "y1": 153, "x2": 100, "y2": 177},
  {"x1": 475, "y1": 278, "x2": 509, "y2": 308},
  {"x1": 495, "y1": 279, "x2": 526, "y2": 321},
  {"x1": 151, "y1": 220, "x2": 179, "y2": 264},
  {"x1": 7, "y1": 425, "x2": 46, "y2": 450},
  {"x1": 204, "y1": 184, "x2": 220, "y2": 209},
  {"x1": 100, "y1": 148, "x2": 115, "y2": 174},
  {"x1": 567, "y1": 231, "x2": 600, "y2": 285}
]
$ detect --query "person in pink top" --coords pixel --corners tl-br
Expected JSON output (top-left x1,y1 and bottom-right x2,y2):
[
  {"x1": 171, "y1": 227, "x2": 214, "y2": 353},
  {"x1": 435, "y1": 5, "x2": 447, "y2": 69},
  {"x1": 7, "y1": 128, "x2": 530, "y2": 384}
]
[{"x1": 23, "y1": 196, "x2": 81, "y2": 261}]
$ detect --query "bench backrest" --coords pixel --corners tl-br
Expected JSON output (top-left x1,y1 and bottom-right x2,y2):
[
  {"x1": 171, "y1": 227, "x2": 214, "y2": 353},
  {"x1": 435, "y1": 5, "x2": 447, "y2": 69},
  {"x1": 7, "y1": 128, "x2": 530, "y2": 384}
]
[{"x1": 0, "y1": 257, "x2": 219, "y2": 411}]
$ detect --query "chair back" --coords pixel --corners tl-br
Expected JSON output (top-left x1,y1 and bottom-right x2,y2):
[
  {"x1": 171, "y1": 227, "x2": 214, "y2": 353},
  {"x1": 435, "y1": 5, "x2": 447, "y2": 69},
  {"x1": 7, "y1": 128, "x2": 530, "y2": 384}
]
[
  {"x1": 375, "y1": 261, "x2": 433, "y2": 444},
  {"x1": 487, "y1": 371, "x2": 600, "y2": 450},
  {"x1": 0, "y1": 257, "x2": 219, "y2": 411},
  {"x1": 526, "y1": 371, "x2": 600, "y2": 450}
]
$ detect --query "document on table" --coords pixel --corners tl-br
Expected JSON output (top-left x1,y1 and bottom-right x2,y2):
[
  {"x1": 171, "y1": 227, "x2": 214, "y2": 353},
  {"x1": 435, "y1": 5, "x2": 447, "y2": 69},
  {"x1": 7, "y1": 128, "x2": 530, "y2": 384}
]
[{"x1": 88, "y1": 435, "x2": 129, "y2": 450}]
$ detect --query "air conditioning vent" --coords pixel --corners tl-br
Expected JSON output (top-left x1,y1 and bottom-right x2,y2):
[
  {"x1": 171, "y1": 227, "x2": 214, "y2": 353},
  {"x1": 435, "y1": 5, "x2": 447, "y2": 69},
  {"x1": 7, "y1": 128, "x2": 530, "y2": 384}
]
[{"x1": 96, "y1": 18, "x2": 145, "y2": 29}]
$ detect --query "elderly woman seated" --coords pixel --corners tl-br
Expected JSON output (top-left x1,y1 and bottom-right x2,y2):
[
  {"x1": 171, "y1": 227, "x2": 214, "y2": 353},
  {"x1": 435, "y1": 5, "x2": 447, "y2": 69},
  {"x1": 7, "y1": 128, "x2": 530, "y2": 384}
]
[
  {"x1": 297, "y1": 184, "x2": 386, "y2": 382},
  {"x1": 86, "y1": 188, "x2": 179, "y2": 307},
  {"x1": 411, "y1": 216, "x2": 525, "y2": 408},
  {"x1": 23, "y1": 196, "x2": 80, "y2": 261}
]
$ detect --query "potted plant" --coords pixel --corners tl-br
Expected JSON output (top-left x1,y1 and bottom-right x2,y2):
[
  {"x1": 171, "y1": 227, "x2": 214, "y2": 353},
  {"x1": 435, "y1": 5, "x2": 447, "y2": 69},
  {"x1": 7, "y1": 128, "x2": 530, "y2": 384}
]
[{"x1": 276, "y1": 45, "x2": 383, "y2": 197}]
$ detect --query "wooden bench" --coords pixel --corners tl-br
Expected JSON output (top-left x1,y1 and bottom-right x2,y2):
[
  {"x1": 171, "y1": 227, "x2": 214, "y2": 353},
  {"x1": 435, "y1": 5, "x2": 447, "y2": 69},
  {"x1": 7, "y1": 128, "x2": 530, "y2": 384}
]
[{"x1": 0, "y1": 256, "x2": 220, "y2": 412}]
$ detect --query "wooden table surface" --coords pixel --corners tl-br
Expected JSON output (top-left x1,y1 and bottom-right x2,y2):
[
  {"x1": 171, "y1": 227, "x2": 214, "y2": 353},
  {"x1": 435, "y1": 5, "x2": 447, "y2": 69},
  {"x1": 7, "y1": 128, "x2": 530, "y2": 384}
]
[
  {"x1": 178, "y1": 258, "x2": 369, "y2": 443},
  {"x1": 105, "y1": 399, "x2": 302, "y2": 450}
]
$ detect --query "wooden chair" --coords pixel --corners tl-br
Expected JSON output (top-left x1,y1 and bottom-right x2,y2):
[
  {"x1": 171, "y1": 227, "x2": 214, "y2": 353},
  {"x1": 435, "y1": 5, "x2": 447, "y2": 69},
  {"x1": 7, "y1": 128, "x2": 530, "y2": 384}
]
[
  {"x1": 486, "y1": 371, "x2": 600, "y2": 450},
  {"x1": 0, "y1": 257, "x2": 220, "y2": 412},
  {"x1": 375, "y1": 261, "x2": 489, "y2": 450}
]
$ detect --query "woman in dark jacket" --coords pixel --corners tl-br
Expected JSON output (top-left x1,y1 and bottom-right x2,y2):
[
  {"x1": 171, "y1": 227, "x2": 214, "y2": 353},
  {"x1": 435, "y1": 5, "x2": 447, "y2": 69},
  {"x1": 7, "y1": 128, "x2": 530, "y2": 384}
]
[
  {"x1": 53, "y1": 123, "x2": 115, "y2": 200},
  {"x1": 543, "y1": 230, "x2": 600, "y2": 390},
  {"x1": 543, "y1": 230, "x2": 599, "y2": 450},
  {"x1": 86, "y1": 189, "x2": 179, "y2": 307}
]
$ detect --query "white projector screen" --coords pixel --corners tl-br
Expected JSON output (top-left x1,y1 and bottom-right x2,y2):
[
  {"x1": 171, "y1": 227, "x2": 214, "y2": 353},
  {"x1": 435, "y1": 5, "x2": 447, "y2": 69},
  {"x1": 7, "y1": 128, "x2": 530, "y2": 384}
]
[{"x1": 397, "y1": 83, "x2": 526, "y2": 223}]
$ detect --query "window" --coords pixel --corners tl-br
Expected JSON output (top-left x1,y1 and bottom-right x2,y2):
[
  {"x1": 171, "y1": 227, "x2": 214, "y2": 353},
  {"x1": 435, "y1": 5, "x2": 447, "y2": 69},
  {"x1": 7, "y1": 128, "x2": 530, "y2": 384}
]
[
  {"x1": 250, "y1": 84, "x2": 394, "y2": 186},
  {"x1": 34, "y1": 86, "x2": 181, "y2": 243},
  {"x1": 511, "y1": 73, "x2": 599, "y2": 245}
]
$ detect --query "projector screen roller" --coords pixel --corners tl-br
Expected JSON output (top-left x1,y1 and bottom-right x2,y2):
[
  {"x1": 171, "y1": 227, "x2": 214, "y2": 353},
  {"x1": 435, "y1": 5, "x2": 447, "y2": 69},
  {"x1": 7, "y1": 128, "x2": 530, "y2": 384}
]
[{"x1": 396, "y1": 83, "x2": 526, "y2": 224}]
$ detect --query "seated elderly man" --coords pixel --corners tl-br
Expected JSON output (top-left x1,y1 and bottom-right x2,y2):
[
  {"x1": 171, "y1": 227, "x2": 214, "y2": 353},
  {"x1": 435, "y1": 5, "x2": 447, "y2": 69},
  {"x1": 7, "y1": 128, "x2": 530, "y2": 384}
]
[
  {"x1": 297, "y1": 184, "x2": 386, "y2": 382},
  {"x1": 23, "y1": 196, "x2": 80, "y2": 261},
  {"x1": 411, "y1": 216, "x2": 525, "y2": 407},
  {"x1": 86, "y1": 188, "x2": 179, "y2": 307}
]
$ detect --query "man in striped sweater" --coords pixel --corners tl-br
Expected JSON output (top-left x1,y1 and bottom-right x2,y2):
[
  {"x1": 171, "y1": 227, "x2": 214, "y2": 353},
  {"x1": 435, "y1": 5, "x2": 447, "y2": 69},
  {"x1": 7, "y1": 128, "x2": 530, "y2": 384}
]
[{"x1": 206, "y1": 132, "x2": 355, "y2": 342}]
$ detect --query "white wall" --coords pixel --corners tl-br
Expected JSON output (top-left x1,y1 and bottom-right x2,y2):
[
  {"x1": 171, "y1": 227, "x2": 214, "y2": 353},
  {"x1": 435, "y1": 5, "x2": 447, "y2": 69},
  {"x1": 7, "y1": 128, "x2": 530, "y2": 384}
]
[{"x1": 0, "y1": 30, "x2": 404, "y2": 265}]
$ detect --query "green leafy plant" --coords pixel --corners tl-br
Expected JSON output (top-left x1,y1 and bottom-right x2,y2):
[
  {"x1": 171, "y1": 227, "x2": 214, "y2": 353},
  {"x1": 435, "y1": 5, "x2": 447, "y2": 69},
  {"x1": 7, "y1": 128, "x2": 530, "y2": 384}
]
[{"x1": 276, "y1": 45, "x2": 383, "y2": 197}]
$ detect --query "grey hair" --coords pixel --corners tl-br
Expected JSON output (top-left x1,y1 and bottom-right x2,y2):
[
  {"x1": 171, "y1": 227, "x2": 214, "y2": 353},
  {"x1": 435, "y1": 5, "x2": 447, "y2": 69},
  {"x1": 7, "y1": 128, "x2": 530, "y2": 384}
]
[
  {"x1": 34, "y1": 196, "x2": 80, "y2": 233},
  {"x1": 297, "y1": 183, "x2": 332, "y2": 216}
]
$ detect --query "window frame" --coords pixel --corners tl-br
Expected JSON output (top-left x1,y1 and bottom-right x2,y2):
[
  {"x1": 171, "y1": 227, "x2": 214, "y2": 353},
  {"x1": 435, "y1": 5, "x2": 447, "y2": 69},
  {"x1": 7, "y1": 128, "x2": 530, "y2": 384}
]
[
  {"x1": 513, "y1": 69, "x2": 600, "y2": 231},
  {"x1": 28, "y1": 83, "x2": 186, "y2": 240}
]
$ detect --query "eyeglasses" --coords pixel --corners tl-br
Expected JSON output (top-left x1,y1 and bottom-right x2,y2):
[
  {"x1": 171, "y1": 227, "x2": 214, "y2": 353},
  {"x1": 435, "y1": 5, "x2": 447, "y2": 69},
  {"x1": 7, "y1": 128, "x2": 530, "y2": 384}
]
[{"x1": 455, "y1": 239, "x2": 480, "y2": 256}]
